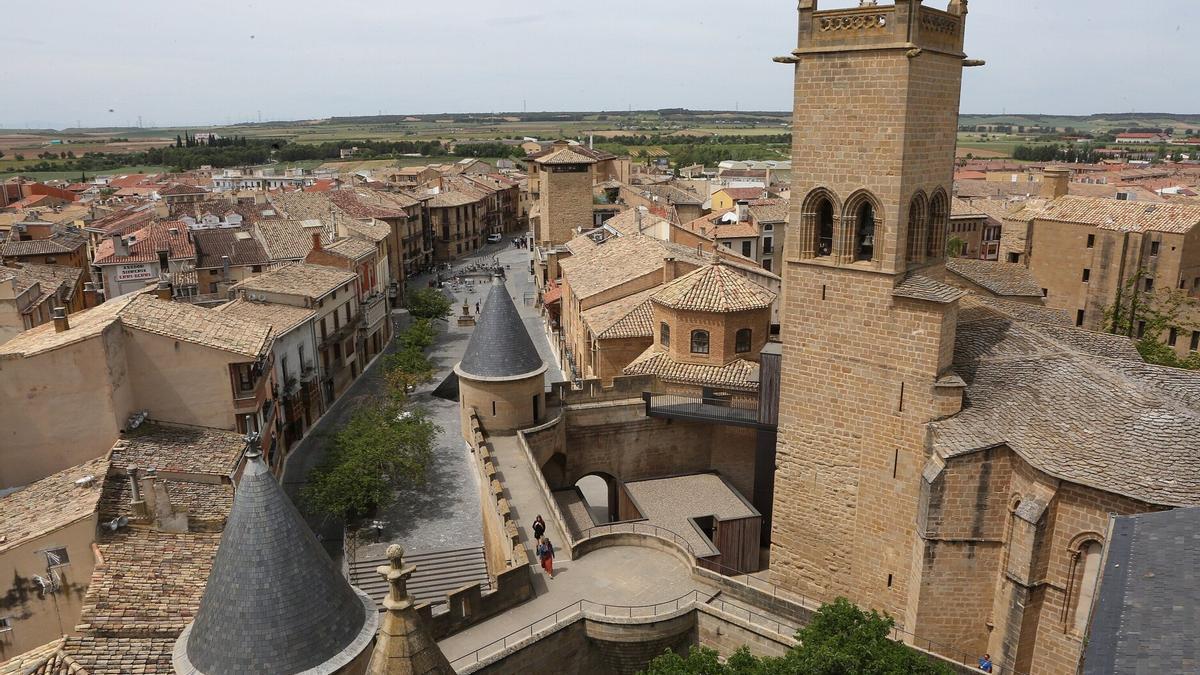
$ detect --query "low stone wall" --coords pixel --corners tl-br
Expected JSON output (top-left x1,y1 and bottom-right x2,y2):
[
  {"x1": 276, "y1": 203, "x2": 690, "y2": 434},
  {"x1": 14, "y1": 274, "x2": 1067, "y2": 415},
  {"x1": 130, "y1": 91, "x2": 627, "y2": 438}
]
[
  {"x1": 421, "y1": 412, "x2": 535, "y2": 640},
  {"x1": 571, "y1": 530, "x2": 695, "y2": 569},
  {"x1": 514, "y1": 418, "x2": 573, "y2": 550}
]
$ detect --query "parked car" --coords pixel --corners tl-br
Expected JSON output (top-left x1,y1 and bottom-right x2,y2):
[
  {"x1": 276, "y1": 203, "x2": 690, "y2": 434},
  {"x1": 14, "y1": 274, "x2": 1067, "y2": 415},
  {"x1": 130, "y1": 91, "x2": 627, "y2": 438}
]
[{"x1": 487, "y1": 233, "x2": 503, "y2": 243}]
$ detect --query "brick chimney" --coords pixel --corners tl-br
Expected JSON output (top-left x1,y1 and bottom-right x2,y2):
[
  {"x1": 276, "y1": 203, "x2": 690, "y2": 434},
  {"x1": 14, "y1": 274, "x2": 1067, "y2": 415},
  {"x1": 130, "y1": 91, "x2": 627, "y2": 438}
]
[
  {"x1": 662, "y1": 257, "x2": 678, "y2": 284},
  {"x1": 736, "y1": 200, "x2": 750, "y2": 223},
  {"x1": 51, "y1": 306, "x2": 69, "y2": 332},
  {"x1": 311, "y1": 232, "x2": 323, "y2": 252},
  {"x1": 82, "y1": 281, "x2": 98, "y2": 308},
  {"x1": 111, "y1": 233, "x2": 129, "y2": 257},
  {"x1": 1041, "y1": 167, "x2": 1071, "y2": 199},
  {"x1": 156, "y1": 279, "x2": 173, "y2": 300}
]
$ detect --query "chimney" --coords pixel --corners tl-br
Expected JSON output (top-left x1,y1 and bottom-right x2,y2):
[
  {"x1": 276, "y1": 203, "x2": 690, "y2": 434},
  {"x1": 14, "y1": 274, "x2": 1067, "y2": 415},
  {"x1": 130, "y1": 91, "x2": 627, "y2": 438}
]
[
  {"x1": 128, "y1": 465, "x2": 149, "y2": 517},
  {"x1": 736, "y1": 200, "x2": 750, "y2": 223},
  {"x1": 1041, "y1": 167, "x2": 1071, "y2": 199},
  {"x1": 156, "y1": 279, "x2": 173, "y2": 300},
  {"x1": 662, "y1": 257, "x2": 677, "y2": 284},
  {"x1": 111, "y1": 233, "x2": 129, "y2": 257},
  {"x1": 311, "y1": 232, "x2": 323, "y2": 252},
  {"x1": 83, "y1": 281, "x2": 98, "y2": 308},
  {"x1": 51, "y1": 306, "x2": 69, "y2": 332},
  {"x1": 221, "y1": 255, "x2": 231, "y2": 281}
]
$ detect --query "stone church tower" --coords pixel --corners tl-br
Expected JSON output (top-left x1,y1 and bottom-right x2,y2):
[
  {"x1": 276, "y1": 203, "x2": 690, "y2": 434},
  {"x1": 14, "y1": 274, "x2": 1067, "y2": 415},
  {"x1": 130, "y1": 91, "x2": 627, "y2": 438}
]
[{"x1": 770, "y1": 0, "x2": 969, "y2": 627}]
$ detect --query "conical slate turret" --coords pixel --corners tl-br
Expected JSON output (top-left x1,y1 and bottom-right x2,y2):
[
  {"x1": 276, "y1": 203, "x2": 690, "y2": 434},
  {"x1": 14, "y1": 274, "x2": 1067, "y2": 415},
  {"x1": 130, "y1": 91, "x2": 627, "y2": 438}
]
[
  {"x1": 457, "y1": 276, "x2": 544, "y2": 379},
  {"x1": 173, "y1": 449, "x2": 377, "y2": 675}
]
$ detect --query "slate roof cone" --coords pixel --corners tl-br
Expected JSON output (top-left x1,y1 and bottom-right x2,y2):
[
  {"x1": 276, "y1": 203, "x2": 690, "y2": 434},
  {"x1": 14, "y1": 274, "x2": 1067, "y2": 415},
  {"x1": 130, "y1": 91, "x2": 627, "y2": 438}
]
[
  {"x1": 366, "y1": 545, "x2": 454, "y2": 675},
  {"x1": 173, "y1": 446, "x2": 378, "y2": 675},
  {"x1": 457, "y1": 275, "x2": 545, "y2": 379}
]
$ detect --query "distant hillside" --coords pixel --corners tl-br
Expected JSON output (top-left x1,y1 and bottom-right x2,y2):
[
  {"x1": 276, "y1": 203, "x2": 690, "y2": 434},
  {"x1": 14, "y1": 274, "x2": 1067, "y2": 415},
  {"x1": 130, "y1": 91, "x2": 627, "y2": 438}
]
[{"x1": 960, "y1": 113, "x2": 1200, "y2": 132}]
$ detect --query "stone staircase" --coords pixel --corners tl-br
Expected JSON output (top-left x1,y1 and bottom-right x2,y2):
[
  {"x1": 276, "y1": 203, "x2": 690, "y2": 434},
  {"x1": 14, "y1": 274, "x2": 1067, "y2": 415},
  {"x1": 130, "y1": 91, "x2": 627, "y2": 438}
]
[{"x1": 350, "y1": 546, "x2": 491, "y2": 608}]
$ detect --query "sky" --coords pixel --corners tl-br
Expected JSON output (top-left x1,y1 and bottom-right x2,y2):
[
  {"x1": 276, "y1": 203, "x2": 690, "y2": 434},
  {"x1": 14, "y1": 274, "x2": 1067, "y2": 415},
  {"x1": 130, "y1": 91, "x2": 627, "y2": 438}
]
[{"x1": 1, "y1": 0, "x2": 1196, "y2": 129}]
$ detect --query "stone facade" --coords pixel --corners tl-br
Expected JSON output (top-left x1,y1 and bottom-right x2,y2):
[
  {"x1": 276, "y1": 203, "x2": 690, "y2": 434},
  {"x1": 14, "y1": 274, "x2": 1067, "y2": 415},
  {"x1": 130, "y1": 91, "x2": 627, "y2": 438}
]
[
  {"x1": 457, "y1": 371, "x2": 546, "y2": 438},
  {"x1": 538, "y1": 164, "x2": 595, "y2": 247},
  {"x1": 771, "y1": 0, "x2": 967, "y2": 627}
]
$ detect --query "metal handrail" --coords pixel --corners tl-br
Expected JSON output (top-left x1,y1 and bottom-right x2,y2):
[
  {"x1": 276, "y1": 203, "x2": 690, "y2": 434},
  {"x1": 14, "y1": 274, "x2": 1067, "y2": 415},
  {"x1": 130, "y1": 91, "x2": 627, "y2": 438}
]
[
  {"x1": 570, "y1": 522, "x2": 1029, "y2": 675},
  {"x1": 446, "y1": 589, "x2": 712, "y2": 669},
  {"x1": 573, "y1": 520, "x2": 701, "y2": 557}
]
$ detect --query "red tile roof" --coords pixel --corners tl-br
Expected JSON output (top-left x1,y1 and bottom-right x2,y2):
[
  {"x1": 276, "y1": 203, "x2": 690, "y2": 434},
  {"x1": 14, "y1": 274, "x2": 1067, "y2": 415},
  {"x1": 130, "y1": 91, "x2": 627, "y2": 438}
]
[{"x1": 93, "y1": 221, "x2": 196, "y2": 266}]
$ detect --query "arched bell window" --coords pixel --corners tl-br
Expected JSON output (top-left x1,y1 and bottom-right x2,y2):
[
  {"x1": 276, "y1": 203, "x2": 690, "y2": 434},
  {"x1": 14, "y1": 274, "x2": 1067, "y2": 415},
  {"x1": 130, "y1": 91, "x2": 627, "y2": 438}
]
[
  {"x1": 855, "y1": 202, "x2": 876, "y2": 261},
  {"x1": 817, "y1": 199, "x2": 835, "y2": 257}
]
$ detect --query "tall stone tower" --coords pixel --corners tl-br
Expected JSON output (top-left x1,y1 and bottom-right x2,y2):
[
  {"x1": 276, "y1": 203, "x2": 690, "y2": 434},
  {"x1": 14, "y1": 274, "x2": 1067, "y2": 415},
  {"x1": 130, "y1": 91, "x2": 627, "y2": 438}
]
[
  {"x1": 534, "y1": 141, "x2": 597, "y2": 246},
  {"x1": 770, "y1": 0, "x2": 969, "y2": 627}
]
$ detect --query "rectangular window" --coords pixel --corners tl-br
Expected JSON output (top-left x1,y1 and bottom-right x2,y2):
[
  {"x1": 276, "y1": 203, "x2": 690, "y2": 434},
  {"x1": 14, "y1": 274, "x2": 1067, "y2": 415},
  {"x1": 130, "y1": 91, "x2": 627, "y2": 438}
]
[
  {"x1": 345, "y1": 303, "x2": 351, "y2": 322},
  {"x1": 1086, "y1": 234, "x2": 1095, "y2": 248},
  {"x1": 763, "y1": 259, "x2": 772, "y2": 272},
  {"x1": 333, "y1": 311, "x2": 340, "y2": 330},
  {"x1": 45, "y1": 547, "x2": 70, "y2": 567},
  {"x1": 1082, "y1": 269, "x2": 1090, "y2": 282},
  {"x1": 0, "y1": 616, "x2": 11, "y2": 633},
  {"x1": 723, "y1": 241, "x2": 732, "y2": 249},
  {"x1": 742, "y1": 241, "x2": 752, "y2": 257},
  {"x1": 1041, "y1": 288, "x2": 1048, "y2": 297},
  {"x1": 1007, "y1": 252, "x2": 1020, "y2": 263},
  {"x1": 1169, "y1": 327, "x2": 1178, "y2": 346},
  {"x1": 1150, "y1": 241, "x2": 1160, "y2": 256},
  {"x1": 1144, "y1": 278, "x2": 1154, "y2": 292},
  {"x1": 763, "y1": 236, "x2": 773, "y2": 254},
  {"x1": 1191, "y1": 331, "x2": 1199, "y2": 351},
  {"x1": 1076, "y1": 309, "x2": 1085, "y2": 327},
  {"x1": 1137, "y1": 320, "x2": 1147, "y2": 338}
]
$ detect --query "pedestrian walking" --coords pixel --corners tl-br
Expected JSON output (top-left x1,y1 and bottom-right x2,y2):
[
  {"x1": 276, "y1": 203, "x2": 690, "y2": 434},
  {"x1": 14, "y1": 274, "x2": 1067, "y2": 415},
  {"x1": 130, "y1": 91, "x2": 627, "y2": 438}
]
[
  {"x1": 475, "y1": 301, "x2": 480, "y2": 314},
  {"x1": 540, "y1": 538, "x2": 555, "y2": 577},
  {"x1": 532, "y1": 514, "x2": 546, "y2": 541}
]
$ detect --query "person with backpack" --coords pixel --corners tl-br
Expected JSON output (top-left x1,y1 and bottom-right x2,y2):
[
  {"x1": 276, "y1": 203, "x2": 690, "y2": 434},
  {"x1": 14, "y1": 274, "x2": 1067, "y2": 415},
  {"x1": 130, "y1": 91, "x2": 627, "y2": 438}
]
[{"x1": 539, "y1": 538, "x2": 555, "y2": 578}]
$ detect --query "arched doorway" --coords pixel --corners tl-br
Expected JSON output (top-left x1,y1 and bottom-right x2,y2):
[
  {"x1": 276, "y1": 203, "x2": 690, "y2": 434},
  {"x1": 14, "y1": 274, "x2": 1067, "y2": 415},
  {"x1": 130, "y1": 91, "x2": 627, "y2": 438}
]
[{"x1": 575, "y1": 473, "x2": 619, "y2": 525}]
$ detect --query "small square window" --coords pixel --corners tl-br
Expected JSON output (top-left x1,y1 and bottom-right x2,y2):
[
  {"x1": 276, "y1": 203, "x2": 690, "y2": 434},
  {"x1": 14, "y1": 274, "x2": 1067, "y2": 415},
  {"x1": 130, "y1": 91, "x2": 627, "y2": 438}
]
[
  {"x1": 45, "y1": 547, "x2": 69, "y2": 567},
  {"x1": 1144, "y1": 278, "x2": 1154, "y2": 292},
  {"x1": 1169, "y1": 327, "x2": 1178, "y2": 346},
  {"x1": 1082, "y1": 269, "x2": 1090, "y2": 283},
  {"x1": 1086, "y1": 234, "x2": 1095, "y2": 248},
  {"x1": 1150, "y1": 241, "x2": 1160, "y2": 256},
  {"x1": 1007, "y1": 252, "x2": 1020, "y2": 263},
  {"x1": 1042, "y1": 288, "x2": 1048, "y2": 297}
]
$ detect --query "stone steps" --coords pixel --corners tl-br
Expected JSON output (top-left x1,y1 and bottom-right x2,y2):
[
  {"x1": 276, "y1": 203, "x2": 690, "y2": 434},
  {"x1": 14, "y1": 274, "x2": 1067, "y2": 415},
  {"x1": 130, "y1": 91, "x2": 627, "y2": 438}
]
[{"x1": 349, "y1": 546, "x2": 491, "y2": 608}]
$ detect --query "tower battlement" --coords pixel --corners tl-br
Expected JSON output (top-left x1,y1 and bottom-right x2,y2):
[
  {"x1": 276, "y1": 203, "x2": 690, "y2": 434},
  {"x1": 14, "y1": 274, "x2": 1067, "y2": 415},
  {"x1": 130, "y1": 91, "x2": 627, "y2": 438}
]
[{"x1": 796, "y1": 1, "x2": 966, "y2": 57}]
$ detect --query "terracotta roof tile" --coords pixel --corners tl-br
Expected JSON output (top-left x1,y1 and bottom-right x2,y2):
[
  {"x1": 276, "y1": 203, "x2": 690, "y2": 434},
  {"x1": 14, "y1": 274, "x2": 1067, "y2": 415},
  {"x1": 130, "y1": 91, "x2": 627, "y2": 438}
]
[
  {"x1": 107, "y1": 422, "x2": 245, "y2": 478},
  {"x1": 117, "y1": 294, "x2": 274, "y2": 359},
  {"x1": 582, "y1": 286, "x2": 658, "y2": 340},
  {"x1": 651, "y1": 262, "x2": 775, "y2": 313},
  {"x1": 230, "y1": 261, "x2": 355, "y2": 299},
  {"x1": 215, "y1": 297, "x2": 316, "y2": 336},
  {"x1": 0, "y1": 456, "x2": 108, "y2": 554},
  {"x1": 253, "y1": 219, "x2": 321, "y2": 261},
  {"x1": 1024, "y1": 195, "x2": 1200, "y2": 234},
  {"x1": 93, "y1": 222, "x2": 195, "y2": 266},
  {"x1": 892, "y1": 274, "x2": 966, "y2": 304},
  {"x1": 191, "y1": 226, "x2": 268, "y2": 269},
  {"x1": 623, "y1": 346, "x2": 759, "y2": 391}
]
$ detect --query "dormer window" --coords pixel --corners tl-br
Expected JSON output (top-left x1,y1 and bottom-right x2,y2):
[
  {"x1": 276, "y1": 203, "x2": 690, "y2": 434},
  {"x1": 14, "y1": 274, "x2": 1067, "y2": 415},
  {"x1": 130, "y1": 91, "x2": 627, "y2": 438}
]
[
  {"x1": 660, "y1": 322, "x2": 670, "y2": 348},
  {"x1": 690, "y1": 330, "x2": 710, "y2": 354}
]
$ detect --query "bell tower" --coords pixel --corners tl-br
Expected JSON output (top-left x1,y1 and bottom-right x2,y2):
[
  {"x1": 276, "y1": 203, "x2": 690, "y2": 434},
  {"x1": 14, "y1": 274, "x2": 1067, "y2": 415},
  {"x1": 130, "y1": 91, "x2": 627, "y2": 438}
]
[{"x1": 769, "y1": 0, "x2": 969, "y2": 626}]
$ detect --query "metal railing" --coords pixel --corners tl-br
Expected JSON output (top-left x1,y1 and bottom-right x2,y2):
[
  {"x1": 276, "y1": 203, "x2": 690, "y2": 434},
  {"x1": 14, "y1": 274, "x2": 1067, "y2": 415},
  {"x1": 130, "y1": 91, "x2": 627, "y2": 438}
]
[
  {"x1": 447, "y1": 589, "x2": 713, "y2": 669},
  {"x1": 644, "y1": 393, "x2": 766, "y2": 428},
  {"x1": 574, "y1": 520, "x2": 701, "y2": 557},
  {"x1": 572, "y1": 521, "x2": 1030, "y2": 675}
]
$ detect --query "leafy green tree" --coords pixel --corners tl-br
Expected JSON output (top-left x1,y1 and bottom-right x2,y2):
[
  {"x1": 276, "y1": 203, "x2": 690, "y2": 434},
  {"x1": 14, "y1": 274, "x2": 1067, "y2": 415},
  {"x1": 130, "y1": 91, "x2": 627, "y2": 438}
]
[
  {"x1": 302, "y1": 404, "x2": 438, "y2": 521},
  {"x1": 406, "y1": 288, "x2": 454, "y2": 320},
  {"x1": 1104, "y1": 268, "x2": 1200, "y2": 369},
  {"x1": 384, "y1": 347, "x2": 435, "y2": 396},
  {"x1": 398, "y1": 318, "x2": 436, "y2": 351},
  {"x1": 642, "y1": 598, "x2": 951, "y2": 675},
  {"x1": 946, "y1": 237, "x2": 966, "y2": 258}
]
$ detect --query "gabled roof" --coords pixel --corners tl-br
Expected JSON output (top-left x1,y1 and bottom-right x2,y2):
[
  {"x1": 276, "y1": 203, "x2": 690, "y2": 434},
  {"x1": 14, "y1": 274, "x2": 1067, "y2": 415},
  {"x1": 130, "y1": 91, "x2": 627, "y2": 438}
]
[
  {"x1": 933, "y1": 298, "x2": 1200, "y2": 507},
  {"x1": 119, "y1": 294, "x2": 274, "y2": 359},
  {"x1": 324, "y1": 236, "x2": 376, "y2": 261},
  {"x1": 457, "y1": 278, "x2": 545, "y2": 380},
  {"x1": 215, "y1": 298, "x2": 316, "y2": 336},
  {"x1": 1, "y1": 227, "x2": 88, "y2": 257},
  {"x1": 533, "y1": 146, "x2": 599, "y2": 166},
  {"x1": 651, "y1": 262, "x2": 775, "y2": 313},
  {"x1": 230, "y1": 261, "x2": 355, "y2": 300},
  {"x1": 582, "y1": 286, "x2": 658, "y2": 340},
  {"x1": 93, "y1": 221, "x2": 196, "y2": 266},
  {"x1": 159, "y1": 183, "x2": 208, "y2": 196},
  {"x1": 1023, "y1": 195, "x2": 1200, "y2": 234},
  {"x1": 191, "y1": 226, "x2": 268, "y2": 269},
  {"x1": 253, "y1": 219, "x2": 320, "y2": 261},
  {"x1": 175, "y1": 450, "x2": 376, "y2": 675}
]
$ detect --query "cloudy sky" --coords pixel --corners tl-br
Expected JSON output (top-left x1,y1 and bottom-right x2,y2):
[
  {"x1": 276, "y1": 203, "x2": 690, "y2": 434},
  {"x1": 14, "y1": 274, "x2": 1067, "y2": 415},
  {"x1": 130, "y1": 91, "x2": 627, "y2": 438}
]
[{"x1": 1, "y1": 0, "x2": 1195, "y2": 129}]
